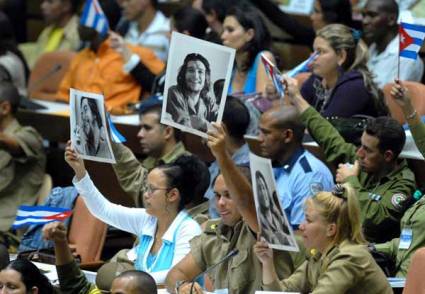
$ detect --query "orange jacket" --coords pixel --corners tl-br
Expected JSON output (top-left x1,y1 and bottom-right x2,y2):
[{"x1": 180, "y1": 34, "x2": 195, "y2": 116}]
[{"x1": 57, "y1": 39, "x2": 164, "y2": 113}]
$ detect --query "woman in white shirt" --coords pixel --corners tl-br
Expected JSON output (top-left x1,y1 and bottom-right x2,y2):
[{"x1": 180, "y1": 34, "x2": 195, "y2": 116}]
[{"x1": 65, "y1": 142, "x2": 202, "y2": 284}]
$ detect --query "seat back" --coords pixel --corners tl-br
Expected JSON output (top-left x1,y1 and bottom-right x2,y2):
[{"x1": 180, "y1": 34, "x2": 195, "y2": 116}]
[
  {"x1": 28, "y1": 51, "x2": 76, "y2": 101},
  {"x1": 68, "y1": 196, "x2": 107, "y2": 263},
  {"x1": 403, "y1": 247, "x2": 425, "y2": 294},
  {"x1": 383, "y1": 81, "x2": 425, "y2": 125},
  {"x1": 35, "y1": 174, "x2": 53, "y2": 205}
]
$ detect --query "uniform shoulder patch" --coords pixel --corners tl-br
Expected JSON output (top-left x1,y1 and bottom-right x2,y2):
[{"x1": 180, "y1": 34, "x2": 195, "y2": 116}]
[
  {"x1": 310, "y1": 182, "x2": 324, "y2": 195},
  {"x1": 391, "y1": 193, "x2": 407, "y2": 210}
]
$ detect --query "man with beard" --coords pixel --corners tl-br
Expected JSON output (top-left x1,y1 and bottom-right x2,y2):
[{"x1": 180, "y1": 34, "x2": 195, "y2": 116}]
[{"x1": 75, "y1": 96, "x2": 111, "y2": 158}]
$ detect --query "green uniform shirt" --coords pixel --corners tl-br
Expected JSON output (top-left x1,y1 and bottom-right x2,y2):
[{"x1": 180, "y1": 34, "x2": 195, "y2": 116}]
[
  {"x1": 301, "y1": 107, "x2": 416, "y2": 243},
  {"x1": 190, "y1": 219, "x2": 305, "y2": 294},
  {"x1": 0, "y1": 119, "x2": 46, "y2": 231},
  {"x1": 111, "y1": 141, "x2": 189, "y2": 207},
  {"x1": 263, "y1": 240, "x2": 392, "y2": 294},
  {"x1": 376, "y1": 195, "x2": 425, "y2": 277},
  {"x1": 409, "y1": 121, "x2": 425, "y2": 157},
  {"x1": 57, "y1": 259, "x2": 101, "y2": 294}
]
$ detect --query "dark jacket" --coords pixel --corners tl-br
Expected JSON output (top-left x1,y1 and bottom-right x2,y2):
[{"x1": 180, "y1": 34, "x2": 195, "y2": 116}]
[{"x1": 301, "y1": 70, "x2": 379, "y2": 118}]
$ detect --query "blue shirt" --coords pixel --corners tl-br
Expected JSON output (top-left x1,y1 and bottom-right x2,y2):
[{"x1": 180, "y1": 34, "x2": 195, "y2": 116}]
[
  {"x1": 205, "y1": 144, "x2": 250, "y2": 218},
  {"x1": 273, "y1": 148, "x2": 334, "y2": 228}
]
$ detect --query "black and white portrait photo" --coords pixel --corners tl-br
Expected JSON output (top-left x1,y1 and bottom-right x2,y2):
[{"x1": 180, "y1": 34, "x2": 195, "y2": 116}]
[
  {"x1": 70, "y1": 89, "x2": 115, "y2": 163},
  {"x1": 161, "y1": 32, "x2": 235, "y2": 138},
  {"x1": 250, "y1": 153, "x2": 298, "y2": 251}
]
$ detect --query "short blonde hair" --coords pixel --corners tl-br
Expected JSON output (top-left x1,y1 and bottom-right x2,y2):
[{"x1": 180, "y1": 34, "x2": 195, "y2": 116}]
[{"x1": 305, "y1": 183, "x2": 366, "y2": 245}]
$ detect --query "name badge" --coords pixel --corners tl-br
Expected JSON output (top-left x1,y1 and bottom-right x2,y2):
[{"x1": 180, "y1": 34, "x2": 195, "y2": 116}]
[{"x1": 399, "y1": 228, "x2": 413, "y2": 250}]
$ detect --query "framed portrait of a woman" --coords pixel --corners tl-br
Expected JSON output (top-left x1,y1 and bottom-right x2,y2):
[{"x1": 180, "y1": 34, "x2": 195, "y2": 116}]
[{"x1": 70, "y1": 88, "x2": 115, "y2": 163}]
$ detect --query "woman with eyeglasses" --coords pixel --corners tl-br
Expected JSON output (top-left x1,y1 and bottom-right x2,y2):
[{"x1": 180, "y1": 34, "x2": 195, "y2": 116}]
[
  {"x1": 254, "y1": 184, "x2": 392, "y2": 293},
  {"x1": 65, "y1": 142, "x2": 203, "y2": 284}
]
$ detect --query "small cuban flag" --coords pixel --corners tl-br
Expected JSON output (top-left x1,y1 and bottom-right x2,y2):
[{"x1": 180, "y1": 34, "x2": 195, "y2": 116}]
[
  {"x1": 261, "y1": 54, "x2": 285, "y2": 97},
  {"x1": 12, "y1": 205, "x2": 73, "y2": 229},
  {"x1": 399, "y1": 22, "x2": 425, "y2": 60},
  {"x1": 261, "y1": 52, "x2": 318, "y2": 98},
  {"x1": 80, "y1": 0, "x2": 109, "y2": 36},
  {"x1": 286, "y1": 52, "x2": 318, "y2": 78},
  {"x1": 107, "y1": 113, "x2": 127, "y2": 143}
]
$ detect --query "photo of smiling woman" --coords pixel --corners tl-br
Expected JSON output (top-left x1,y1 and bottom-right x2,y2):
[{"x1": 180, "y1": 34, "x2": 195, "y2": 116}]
[
  {"x1": 161, "y1": 32, "x2": 235, "y2": 138},
  {"x1": 166, "y1": 53, "x2": 218, "y2": 132}
]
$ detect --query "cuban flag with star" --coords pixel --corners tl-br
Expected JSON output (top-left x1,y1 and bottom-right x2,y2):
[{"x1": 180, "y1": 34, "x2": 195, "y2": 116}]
[
  {"x1": 399, "y1": 22, "x2": 425, "y2": 60},
  {"x1": 12, "y1": 205, "x2": 73, "y2": 229}
]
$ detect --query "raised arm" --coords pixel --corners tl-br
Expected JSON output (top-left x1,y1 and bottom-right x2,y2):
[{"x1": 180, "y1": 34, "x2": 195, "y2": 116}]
[
  {"x1": 284, "y1": 77, "x2": 357, "y2": 164},
  {"x1": 65, "y1": 141, "x2": 149, "y2": 235},
  {"x1": 43, "y1": 222, "x2": 97, "y2": 294},
  {"x1": 207, "y1": 123, "x2": 259, "y2": 232},
  {"x1": 391, "y1": 80, "x2": 425, "y2": 157}
]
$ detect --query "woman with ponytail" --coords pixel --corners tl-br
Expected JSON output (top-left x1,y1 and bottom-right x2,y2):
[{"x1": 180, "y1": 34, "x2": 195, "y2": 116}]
[
  {"x1": 254, "y1": 183, "x2": 392, "y2": 293},
  {"x1": 301, "y1": 24, "x2": 387, "y2": 118}
]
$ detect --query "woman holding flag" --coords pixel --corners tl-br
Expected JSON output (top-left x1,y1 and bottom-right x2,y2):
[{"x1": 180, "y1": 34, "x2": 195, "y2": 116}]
[
  {"x1": 65, "y1": 142, "x2": 203, "y2": 284},
  {"x1": 300, "y1": 24, "x2": 387, "y2": 118}
]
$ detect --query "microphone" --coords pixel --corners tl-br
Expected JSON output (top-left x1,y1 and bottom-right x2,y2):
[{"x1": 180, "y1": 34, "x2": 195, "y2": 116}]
[
  {"x1": 183, "y1": 249, "x2": 239, "y2": 294},
  {"x1": 28, "y1": 64, "x2": 63, "y2": 95}
]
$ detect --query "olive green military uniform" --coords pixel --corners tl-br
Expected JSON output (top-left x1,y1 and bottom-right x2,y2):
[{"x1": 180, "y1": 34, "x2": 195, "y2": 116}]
[
  {"x1": 0, "y1": 119, "x2": 46, "y2": 232},
  {"x1": 263, "y1": 240, "x2": 392, "y2": 293},
  {"x1": 187, "y1": 201, "x2": 209, "y2": 225},
  {"x1": 301, "y1": 107, "x2": 416, "y2": 243},
  {"x1": 376, "y1": 195, "x2": 425, "y2": 277},
  {"x1": 111, "y1": 141, "x2": 189, "y2": 207},
  {"x1": 409, "y1": 121, "x2": 425, "y2": 157},
  {"x1": 190, "y1": 219, "x2": 306, "y2": 294},
  {"x1": 56, "y1": 259, "x2": 101, "y2": 294}
]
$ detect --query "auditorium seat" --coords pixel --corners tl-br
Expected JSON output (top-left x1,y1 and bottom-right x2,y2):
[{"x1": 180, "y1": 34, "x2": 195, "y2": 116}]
[
  {"x1": 383, "y1": 81, "x2": 425, "y2": 125},
  {"x1": 28, "y1": 51, "x2": 76, "y2": 101},
  {"x1": 403, "y1": 247, "x2": 425, "y2": 294},
  {"x1": 68, "y1": 196, "x2": 107, "y2": 269}
]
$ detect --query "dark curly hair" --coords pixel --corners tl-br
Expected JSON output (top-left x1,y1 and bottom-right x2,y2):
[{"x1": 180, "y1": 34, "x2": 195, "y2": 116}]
[{"x1": 176, "y1": 53, "x2": 211, "y2": 98}]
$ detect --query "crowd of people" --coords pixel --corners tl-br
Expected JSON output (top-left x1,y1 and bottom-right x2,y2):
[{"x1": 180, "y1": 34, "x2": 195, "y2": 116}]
[{"x1": 1, "y1": 0, "x2": 425, "y2": 293}]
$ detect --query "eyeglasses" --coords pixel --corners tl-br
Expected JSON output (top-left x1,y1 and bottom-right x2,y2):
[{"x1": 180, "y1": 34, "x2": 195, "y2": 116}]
[{"x1": 146, "y1": 185, "x2": 170, "y2": 195}]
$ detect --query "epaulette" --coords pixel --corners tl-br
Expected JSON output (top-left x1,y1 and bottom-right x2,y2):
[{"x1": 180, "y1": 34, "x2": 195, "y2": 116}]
[{"x1": 203, "y1": 219, "x2": 221, "y2": 234}]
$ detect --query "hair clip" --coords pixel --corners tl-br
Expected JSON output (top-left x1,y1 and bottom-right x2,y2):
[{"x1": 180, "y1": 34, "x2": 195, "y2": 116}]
[
  {"x1": 351, "y1": 29, "x2": 362, "y2": 44},
  {"x1": 332, "y1": 184, "x2": 347, "y2": 200}
]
